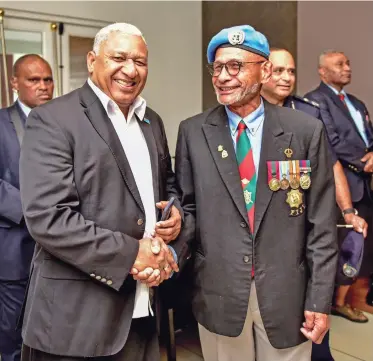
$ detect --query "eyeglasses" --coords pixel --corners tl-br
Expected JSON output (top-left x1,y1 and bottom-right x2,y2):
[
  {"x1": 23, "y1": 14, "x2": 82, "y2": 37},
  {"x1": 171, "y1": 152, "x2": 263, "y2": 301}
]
[{"x1": 206, "y1": 60, "x2": 265, "y2": 77}]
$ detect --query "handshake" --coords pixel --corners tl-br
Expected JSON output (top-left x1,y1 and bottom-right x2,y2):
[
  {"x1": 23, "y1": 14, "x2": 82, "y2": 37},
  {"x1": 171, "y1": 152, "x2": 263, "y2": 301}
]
[{"x1": 130, "y1": 201, "x2": 181, "y2": 287}]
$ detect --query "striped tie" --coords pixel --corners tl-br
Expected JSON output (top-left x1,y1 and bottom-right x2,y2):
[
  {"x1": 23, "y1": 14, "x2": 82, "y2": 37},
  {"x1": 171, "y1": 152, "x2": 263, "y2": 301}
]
[{"x1": 236, "y1": 120, "x2": 257, "y2": 232}]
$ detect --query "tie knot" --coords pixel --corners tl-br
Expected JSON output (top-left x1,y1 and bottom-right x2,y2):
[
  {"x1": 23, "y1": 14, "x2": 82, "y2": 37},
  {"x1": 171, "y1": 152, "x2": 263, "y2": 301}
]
[
  {"x1": 339, "y1": 93, "x2": 345, "y2": 102},
  {"x1": 238, "y1": 120, "x2": 247, "y2": 130}
]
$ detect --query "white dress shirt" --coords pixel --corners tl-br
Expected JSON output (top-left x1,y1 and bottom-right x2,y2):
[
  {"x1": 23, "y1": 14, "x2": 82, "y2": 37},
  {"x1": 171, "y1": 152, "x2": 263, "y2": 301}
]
[
  {"x1": 17, "y1": 99, "x2": 32, "y2": 117},
  {"x1": 88, "y1": 78, "x2": 155, "y2": 318}
]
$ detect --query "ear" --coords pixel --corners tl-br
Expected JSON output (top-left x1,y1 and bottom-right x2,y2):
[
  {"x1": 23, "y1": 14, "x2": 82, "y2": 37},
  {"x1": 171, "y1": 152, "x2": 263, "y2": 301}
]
[
  {"x1": 10, "y1": 76, "x2": 18, "y2": 92},
  {"x1": 261, "y1": 61, "x2": 273, "y2": 85},
  {"x1": 87, "y1": 51, "x2": 96, "y2": 74}
]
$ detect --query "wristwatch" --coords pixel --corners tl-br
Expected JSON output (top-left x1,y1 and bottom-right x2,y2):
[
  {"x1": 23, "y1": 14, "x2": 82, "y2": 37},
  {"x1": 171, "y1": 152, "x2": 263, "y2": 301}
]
[{"x1": 342, "y1": 208, "x2": 358, "y2": 217}]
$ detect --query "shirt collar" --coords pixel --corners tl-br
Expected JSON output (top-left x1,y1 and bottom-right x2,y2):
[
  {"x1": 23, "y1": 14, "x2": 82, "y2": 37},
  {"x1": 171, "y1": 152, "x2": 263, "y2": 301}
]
[
  {"x1": 17, "y1": 99, "x2": 32, "y2": 117},
  {"x1": 87, "y1": 78, "x2": 147, "y2": 122},
  {"x1": 325, "y1": 83, "x2": 347, "y2": 97},
  {"x1": 225, "y1": 97, "x2": 265, "y2": 136}
]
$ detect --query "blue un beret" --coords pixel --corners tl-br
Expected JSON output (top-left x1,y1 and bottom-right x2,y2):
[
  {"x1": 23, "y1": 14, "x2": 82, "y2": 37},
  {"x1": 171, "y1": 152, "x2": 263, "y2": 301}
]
[{"x1": 207, "y1": 25, "x2": 270, "y2": 63}]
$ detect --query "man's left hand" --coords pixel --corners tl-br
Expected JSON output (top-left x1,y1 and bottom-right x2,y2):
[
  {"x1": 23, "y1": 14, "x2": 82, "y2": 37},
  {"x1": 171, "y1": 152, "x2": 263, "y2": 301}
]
[
  {"x1": 154, "y1": 201, "x2": 181, "y2": 243},
  {"x1": 300, "y1": 311, "x2": 329, "y2": 344},
  {"x1": 344, "y1": 213, "x2": 368, "y2": 238}
]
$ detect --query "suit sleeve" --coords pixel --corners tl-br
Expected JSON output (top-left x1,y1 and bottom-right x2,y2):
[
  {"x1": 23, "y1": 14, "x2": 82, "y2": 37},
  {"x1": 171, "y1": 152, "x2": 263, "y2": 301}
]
[
  {"x1": 0, "y1": 179, "x2": 23, "y2": 224},
  {"x1": 20, "y1": 107, "x2": 139, "y2": 292},
  {"x1": 304, "y1": 121, "x2": 338, "y2": 314},
  {"x1": 168, "y1": 121, "x2": 196, "y2": 270},
  {"x1": 307, "y1": 93, "x2": 366, "y2": 172}
]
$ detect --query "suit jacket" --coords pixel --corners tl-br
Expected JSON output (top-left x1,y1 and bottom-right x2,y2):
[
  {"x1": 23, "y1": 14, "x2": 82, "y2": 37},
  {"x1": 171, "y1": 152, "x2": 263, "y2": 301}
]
[
  {"x1": 0, "y1": 102, "x2": 35, "y2": 281},
  {"x1": 284, "y1": 95, "x2": 338, "y2": 165},
  {"x1": 19, "y1": 82, "x2": 181, "y2": 357},
  {"x1": 175, "y1": 101, "x2": 338, "y2": 349},
  {"x1": 305, "y1": 82, "x2": 373, "y2": 202}
]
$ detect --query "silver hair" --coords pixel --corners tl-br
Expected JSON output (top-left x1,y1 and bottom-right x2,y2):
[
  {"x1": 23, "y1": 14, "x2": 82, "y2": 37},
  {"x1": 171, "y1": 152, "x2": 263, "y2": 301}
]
[
  {"x1": 318, "y1": 50, "x2": 345, "y2": 67},
  {"x1": 93, "y1": 23, "x2": 146, "y2": 54}
]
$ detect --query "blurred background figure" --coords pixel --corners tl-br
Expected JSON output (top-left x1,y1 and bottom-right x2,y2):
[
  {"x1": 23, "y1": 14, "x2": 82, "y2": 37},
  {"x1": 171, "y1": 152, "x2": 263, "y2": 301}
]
[{"x1": 0, "y1": 54, "x2": 53, "y2": 361}]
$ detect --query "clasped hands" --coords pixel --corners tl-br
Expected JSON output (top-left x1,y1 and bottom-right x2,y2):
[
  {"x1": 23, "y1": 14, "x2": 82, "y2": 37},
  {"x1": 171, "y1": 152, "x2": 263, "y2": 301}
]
[{"x1": 130, "y1": 201, "x2": 181, "y2": 287}]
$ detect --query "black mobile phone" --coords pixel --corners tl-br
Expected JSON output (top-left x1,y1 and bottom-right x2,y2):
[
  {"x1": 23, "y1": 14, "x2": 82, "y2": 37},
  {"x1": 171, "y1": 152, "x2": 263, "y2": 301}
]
[{"x1": 160, "y1": 197, "x2": 175, "y2": 221}]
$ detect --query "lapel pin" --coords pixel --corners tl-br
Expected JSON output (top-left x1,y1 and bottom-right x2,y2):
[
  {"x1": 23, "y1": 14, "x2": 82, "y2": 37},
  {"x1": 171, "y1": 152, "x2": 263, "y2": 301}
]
[
  {"x1": 284, "y1": 148, "x2": 293, "y2": 159},
  {"x1": 218, "y1": 145, "x2": 223, "y2": 152},
  {"x1": 143, "y1": 118, "x2": 150, "y2": 124},
  {"x1": 222, "y1": 150, "x2": 228, "y2": 158}
]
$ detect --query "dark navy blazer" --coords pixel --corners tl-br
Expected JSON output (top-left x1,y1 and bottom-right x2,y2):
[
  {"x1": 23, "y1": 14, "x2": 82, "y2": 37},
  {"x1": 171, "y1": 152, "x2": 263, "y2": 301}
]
[
  {"x1": 305, "y1": 82, "x2": 373, "y2": 202},
  {"x1": 0, "y1": 102, "x2": 35, "y2": 280}
]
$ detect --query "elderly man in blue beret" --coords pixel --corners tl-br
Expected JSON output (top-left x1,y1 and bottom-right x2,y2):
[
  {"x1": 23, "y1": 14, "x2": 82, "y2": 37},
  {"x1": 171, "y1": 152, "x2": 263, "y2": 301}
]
[{"x1": 174, "y1": 25, "x2": 338, "y2": 361}]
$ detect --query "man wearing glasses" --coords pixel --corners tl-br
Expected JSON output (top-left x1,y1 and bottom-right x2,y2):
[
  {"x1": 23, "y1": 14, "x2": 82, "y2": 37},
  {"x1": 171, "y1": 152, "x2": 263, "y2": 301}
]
[{"x1": 174, "y1": 25, "x2": 337, "y2": 361}]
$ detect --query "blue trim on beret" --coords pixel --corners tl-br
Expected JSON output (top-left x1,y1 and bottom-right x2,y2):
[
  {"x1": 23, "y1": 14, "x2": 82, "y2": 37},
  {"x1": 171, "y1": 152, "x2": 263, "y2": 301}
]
[{"x1": 207, "y1": 25, "x2": 270, "y2": 63}]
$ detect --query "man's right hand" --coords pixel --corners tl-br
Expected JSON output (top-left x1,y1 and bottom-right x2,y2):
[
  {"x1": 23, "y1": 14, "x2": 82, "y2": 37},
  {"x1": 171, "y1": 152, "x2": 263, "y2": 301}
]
[
  {"x1": 130, "y1": 237, "x2": 178, "y2": 287},
  {"x1": 361, "y1": 152, "x2": 373, "y2": 173}
]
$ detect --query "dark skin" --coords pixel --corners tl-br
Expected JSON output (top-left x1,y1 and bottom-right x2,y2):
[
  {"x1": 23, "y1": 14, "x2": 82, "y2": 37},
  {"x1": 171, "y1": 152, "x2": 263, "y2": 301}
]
[
  {"x1": 10, "y1": 57, "x2": 54, "y2": 108},
  {"x1": 87, "y1": 32, "x2": 181, "y2": 285},
  {"x1": 319, "y1": 53, "x2": 373, "y2": 173}
]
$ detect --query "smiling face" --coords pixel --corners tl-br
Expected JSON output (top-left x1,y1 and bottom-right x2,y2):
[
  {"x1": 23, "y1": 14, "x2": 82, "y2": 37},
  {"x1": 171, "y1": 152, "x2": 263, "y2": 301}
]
[
  {"x1": 211, "y1": 47, "x2": 271, "y2": 111},
  {"x1": 87, "y1": 31, "x2": 148, "y2": 114},
  {"x1": 261, "y1": 49, "x2": 295, "y2": 104}
]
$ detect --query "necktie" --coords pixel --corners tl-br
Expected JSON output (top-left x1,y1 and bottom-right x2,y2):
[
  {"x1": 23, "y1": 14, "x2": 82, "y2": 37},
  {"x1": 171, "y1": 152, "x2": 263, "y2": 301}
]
[
  {"x1": 339, "y1": 93, "x2": 348, "y2": 107},
  {"x1": 236, "y1": 120, "x2": 257, "y2": 232}
]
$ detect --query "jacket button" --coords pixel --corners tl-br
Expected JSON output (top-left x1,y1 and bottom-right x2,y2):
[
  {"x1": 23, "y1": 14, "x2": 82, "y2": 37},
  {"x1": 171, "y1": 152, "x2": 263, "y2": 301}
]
[
  {"x1": 95, "y1": 275, "x2": 101, "y2": 280},
  {"x1": 243, "y1": 255, "x2": 250, "y2": 263},
  {"x1": 107, "y1": 280, "x2": 113, "y2": 285},
  {"x1": 101, "y1": 278, "x2": 107, "y2": 283},
  {"x1": 137, "y1": 219, "x2": 144, "y2": 226},
  {"x1": 90, "y1": 273, "x2": 95, "y2": 278},
  {"x1": 240, "y1": 222, "x2": 247, "y2": 228}
]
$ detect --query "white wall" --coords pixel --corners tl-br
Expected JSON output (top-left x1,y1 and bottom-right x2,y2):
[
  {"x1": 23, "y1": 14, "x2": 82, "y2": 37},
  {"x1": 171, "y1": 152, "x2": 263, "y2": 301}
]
[
  {"x1": 297, "y1": 1, "x2": 373, "y2": 114},
  {"x1": 2, "y1": 1, "x2": 203, "y2": 155}
]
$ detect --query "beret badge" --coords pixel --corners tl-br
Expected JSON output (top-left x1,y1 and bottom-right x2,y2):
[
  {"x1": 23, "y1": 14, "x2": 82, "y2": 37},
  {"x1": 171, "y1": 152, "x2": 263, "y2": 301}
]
[{"x1": 228, "y1": 30, "x2": 245, "y2": 45}]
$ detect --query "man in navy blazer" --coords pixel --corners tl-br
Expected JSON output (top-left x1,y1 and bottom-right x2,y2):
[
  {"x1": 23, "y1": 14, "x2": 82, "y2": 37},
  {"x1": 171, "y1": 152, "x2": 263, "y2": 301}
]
[
  {"x1": 0, "y1": 54, "x2": 53, "y2": 361},
  {"x1": 306, "y1": 50, "x2": 373, "y2": 323}
]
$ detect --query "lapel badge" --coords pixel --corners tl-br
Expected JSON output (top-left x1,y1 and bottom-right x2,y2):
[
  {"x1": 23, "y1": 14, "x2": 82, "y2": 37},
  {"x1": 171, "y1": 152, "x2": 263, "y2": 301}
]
[
  {"x1": 143, "y1": 118, "x2": 150, "y2": 124},
  {"x1": 284, "y1": 148, "x2": 293, "y2": 159},
  {"x1": 244, "y1": 190, "x2": 253, "y2": 205},
  {"x1": 218, "y1": 145, "x2": 223, "y2": 152},
  {"x1": 222, "y1": 150, "x2": 228, "y2": 158}
]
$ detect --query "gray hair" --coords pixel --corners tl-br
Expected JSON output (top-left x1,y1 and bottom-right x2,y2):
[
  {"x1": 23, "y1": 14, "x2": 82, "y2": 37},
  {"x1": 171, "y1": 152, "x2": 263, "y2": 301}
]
[
  {"x1": 319, "y1": 50, "x2": 345, "y2": 67},
  {"x1": 93, "y1": 23, "x2": 146, "y2": 54}
]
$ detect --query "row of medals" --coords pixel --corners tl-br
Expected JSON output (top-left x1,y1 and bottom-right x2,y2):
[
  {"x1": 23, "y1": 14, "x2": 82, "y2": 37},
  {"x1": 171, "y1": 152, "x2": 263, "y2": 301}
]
[{"x1": 269, "y1": 172, "x2": 311, "y2": 192}]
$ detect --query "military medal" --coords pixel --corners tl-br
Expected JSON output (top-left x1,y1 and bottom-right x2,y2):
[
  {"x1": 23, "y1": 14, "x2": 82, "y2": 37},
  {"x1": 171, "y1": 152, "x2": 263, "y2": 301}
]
[
  {"x1": 300, "y1": 173, "x2": 311, "y2": 190},
  {"x1": 269, "y1": 178, "x2": 280, "y2": 191},
  {"x1": 286, "y1": 189, "x2": 303, "y2": 208},
  {"x1": 290, "y1": 177, "x2": 300, "y2": 190},
  {"x1": 280, "y1": 176, "x2": 290, "y2": 190},
  {"x1": 267, "y1": 161, "x2": 281, "y2": 192}
]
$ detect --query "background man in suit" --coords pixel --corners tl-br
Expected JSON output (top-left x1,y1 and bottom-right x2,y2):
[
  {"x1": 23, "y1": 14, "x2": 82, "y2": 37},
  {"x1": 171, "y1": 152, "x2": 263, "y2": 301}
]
[
  {"x1": 261, "y1": 47, "x2": 369, "y2": 360},
  {"x1": 0, "y1": 54, "x2": 53, "y2": 361},
  {"x1": 306, "y1": 51, "x2": 373, "y2": 319},
  {"x1": 19, "y1": 23, "x2": 181, "y2": 361},
  {"x1": 175, "y1": 25, "x2": 337, "y2": 361}
]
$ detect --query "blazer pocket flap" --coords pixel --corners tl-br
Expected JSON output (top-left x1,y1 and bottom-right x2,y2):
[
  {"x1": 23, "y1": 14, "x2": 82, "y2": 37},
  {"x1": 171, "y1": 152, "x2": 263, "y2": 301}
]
[{"x1": 41, "y1": 259, "x2": 90, "y2": 280}]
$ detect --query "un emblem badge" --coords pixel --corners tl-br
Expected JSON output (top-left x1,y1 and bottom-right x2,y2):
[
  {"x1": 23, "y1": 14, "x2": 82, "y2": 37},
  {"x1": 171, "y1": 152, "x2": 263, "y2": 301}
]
[{"x1": 228, "y1": 30, "x2": 245, "y2": 45}]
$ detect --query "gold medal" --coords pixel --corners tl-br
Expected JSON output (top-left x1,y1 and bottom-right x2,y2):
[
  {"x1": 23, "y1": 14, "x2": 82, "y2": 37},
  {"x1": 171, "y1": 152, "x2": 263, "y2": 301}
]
[
  {"x1": 269, "y1": 178, "x2": 280, "y2": 192},
  {"x1": 286, "y1": 189, "x2": 304, "y2": 209},
  {"x1": 290, "y1": 177, "x2": 300, "y2": 190},
  {"x1": 300, "y1": 173, "x2": 311, "y2": 190},
  {"x1": 280, "y1": 177, "x2": 290, "y2": 190}
]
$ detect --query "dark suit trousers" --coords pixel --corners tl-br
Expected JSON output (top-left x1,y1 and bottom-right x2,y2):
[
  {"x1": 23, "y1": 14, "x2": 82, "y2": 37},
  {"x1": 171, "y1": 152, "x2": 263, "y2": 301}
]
[
  {"x1": 0, "y1": 279, "x2": 28, "y2": 361},
  {"x1": 21, "y1": 316, "x2": 160, "y2": 361}
]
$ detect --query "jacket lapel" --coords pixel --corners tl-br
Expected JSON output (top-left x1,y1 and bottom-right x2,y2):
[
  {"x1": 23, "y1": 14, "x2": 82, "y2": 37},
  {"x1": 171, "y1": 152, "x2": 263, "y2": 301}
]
[
  {"x1": 319, "y1": 82, "x2": 352, "y2": 120},
  {"x1": 79, "y1": 82, "x2": 145, "y2": 213},
  {"x1": 137, "y1": 112, "x2": 159, "y2": 205},
  {"x1": 202, "y1": 106, "x2": 249, "y2": 227},
  {"x1": 254, "y1": 102, "x2": 292, "y2": 239}
]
